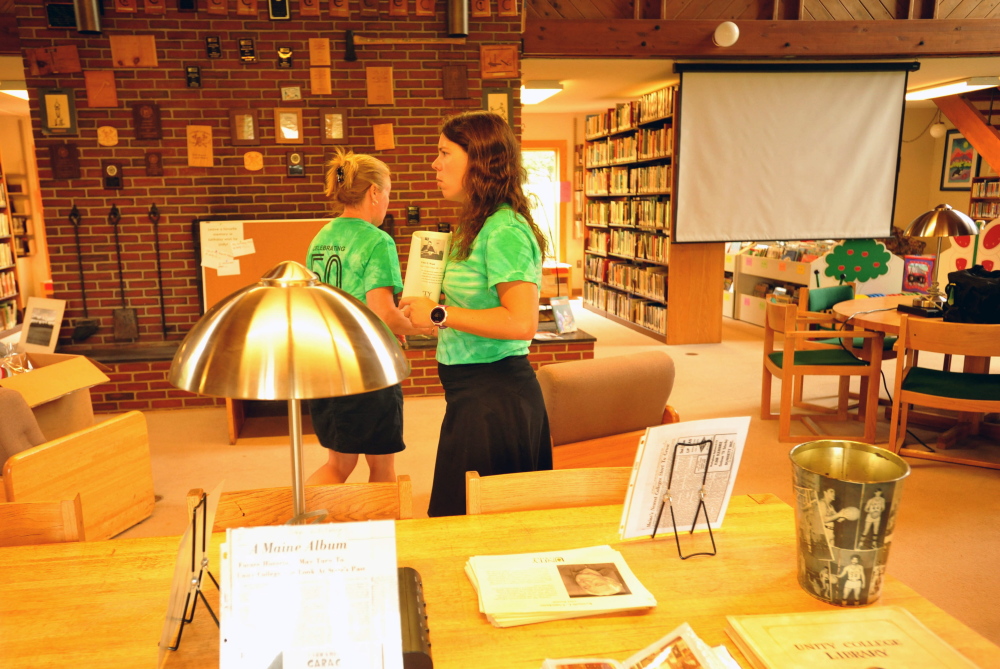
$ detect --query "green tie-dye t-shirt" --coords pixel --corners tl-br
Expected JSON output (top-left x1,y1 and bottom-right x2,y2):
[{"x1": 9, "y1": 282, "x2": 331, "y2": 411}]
[
  {"x1": 437, "y1": 206, "x2": 542, "y2": 365},
  {"x1": 305, "y1": 217, "x2": 403, "y2": 303}
]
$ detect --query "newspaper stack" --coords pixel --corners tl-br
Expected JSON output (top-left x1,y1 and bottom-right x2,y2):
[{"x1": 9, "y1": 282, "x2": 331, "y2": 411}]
[{"x1": 465, "y1": 544, "x2": 656, "y2": 628}]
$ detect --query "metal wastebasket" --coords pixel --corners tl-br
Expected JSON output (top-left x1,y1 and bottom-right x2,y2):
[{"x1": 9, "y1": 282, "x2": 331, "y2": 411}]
[{"x1": 789, "y1": 440, "x2": 910, "y2": 606}]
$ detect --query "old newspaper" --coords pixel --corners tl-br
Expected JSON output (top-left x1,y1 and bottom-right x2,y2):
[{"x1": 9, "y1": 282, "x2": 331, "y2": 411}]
[{"x1": 401, "y1": 230, "x2": 451, "y2": 302}]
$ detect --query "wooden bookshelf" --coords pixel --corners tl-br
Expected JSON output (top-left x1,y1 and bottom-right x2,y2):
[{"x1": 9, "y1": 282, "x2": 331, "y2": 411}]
[
  {"x1": 581, "y1": 85, "x2": 722, "y2": 344},
  {"x1": 0, "y1": 164, "x2": 21, "y2": 331}
]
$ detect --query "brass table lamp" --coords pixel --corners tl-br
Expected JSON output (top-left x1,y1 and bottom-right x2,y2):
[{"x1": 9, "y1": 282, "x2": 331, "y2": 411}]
[{"x1": 169, "y1": 260, "x2": 410, "y2": 521}]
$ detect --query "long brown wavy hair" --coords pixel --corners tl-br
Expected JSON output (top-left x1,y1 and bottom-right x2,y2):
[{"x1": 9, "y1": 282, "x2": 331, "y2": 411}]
[{"x1": 440, "y1": 111, "x2": 548, "y2": 262}]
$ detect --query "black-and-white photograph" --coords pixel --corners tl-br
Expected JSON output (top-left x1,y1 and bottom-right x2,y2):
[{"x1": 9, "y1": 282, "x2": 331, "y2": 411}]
[
  {"x1": 18, "y1": 297, "x2": 66, "y2": 353},
  {"x1": 420, "y1": 236, "x2": 445, "y2": 261},
  {"x1": 830, "y1": 548, "x2": 878, "y2": 607},
  {"x1": 856, "y1": 482, "x2": 895, "y2": 550},
  {"x1": 558, "y1": 564, "x2": 631, "y2": 598}
]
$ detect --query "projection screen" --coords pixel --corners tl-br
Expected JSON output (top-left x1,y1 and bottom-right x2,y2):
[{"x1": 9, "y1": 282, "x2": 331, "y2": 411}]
[{"x1": 673, "y1": 64, "x2": 914, "y2": 243}]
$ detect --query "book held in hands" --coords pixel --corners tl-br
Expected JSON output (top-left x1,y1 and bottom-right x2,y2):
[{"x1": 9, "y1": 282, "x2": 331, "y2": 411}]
[{"x1": 402, "y1": 230, "x2": 451, "y2": 302}]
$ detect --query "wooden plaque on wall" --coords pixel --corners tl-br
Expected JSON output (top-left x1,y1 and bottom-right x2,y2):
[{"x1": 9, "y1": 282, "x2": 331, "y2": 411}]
[{"x1": 84, "y1": 70, "x2": 118, "y2": 108}]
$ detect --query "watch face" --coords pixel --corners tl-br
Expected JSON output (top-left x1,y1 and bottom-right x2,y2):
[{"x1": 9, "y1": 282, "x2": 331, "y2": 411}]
[{"x1": 430, "y1": 306, "x2": 446, "y2": 324}]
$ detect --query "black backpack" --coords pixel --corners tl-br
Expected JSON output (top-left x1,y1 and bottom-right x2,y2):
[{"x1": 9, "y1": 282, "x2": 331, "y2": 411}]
[{"x1": 944, "y1": 265, "x2": 1000, "y2": 324}]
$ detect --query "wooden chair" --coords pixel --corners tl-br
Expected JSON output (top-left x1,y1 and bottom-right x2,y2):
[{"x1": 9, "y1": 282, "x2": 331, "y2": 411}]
[
  {"x1": 3, "y1": 411, "x2": 155, "y2": 540},
  {"x1": 888, "y1": 315, "x2": 1000, "y2": 468},
  {"x1": 0, "y1": 493, "x2": 85, "y2": 547},
  {"x1": 795, "y1": 284, "x2": 897, "y2": 408},
  {"x1": 187, "y1": 475, "x2": 413, "y2": 531},
  {"x1": 537, "y1": 351, "x2": 679, "y2": 469},
  {"x1": 465, "y1": 467, "x2": 632, "y2": 515},
  {"x1": 761, "y1": 301, "x2": 883, "y2": 443}
]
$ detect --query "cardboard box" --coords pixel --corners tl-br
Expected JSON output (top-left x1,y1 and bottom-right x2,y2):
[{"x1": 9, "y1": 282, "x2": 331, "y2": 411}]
[{"x1": 0, "y1": 352, "x2": 110, "y2": 441}]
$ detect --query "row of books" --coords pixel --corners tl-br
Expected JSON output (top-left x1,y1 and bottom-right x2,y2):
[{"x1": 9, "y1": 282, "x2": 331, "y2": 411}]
[
  {"x1": 969, "y1": 201, "x2": 1000, "y2": 219},
  {"x1": 637, "y1": 125, "x2": 673, "y2": 161},
  {"x1": 606, "y1": 261, "x2": 668, "y2": 301},
  {"x1": 584, "y1": 86, "x2": 675, "y2": 138},
  {"x1": 971, "y1": 178, "x2": 999, "y2": 198},
  {"x1": 586, "y1": 127, "x2": 674, "y2": 167},
  {"x1": 586, "y1": 165, "x2": 673, "y2": 196},
  {"x1": 742, "y1": 240, "x2": 835, "y2": 262},
  {"x1": 586, "y1": 197, "x2": 671, "y2": 230},
  {"x1": 0, "y1": 212, "x2": 9, "y2": 237},
  {"x1": 0, "y1": 243, "x2": 14, "y2": 268},
  {"x1": 591, "y1": 229, "x2": 670, "y2": 264},
  {"x1": 583, "y1": 282, "x2": 667, "y2": 334},
  {"x1": 586, "y1": 229, "x2": 609, "y2": 255}
]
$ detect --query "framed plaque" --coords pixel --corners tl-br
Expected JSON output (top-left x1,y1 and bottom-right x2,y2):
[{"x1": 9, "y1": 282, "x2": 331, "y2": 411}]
[
  {"x1": 319, "y1": 108, "x2": 347, "y2": 145},
  {"x1": 145, "y1": 152, "x2": 164, "y2": 176},
  {"x1": 102, "y1": 161, "x2": 124, "y2": 190},
  {"x1": 84, "y1": 70, "x2": 118, "y2": 108},
  {"x1": 229, "y1": 109, "x2": 260, "y2": 146},
  {"x1": 480, "y1": 44, "x2": 518, "y2": 80},
  {"x1": 132, "y1": 102, "x2": 163, "y2": 140},
  {"x1": 286, "y1": 151, "x2": 305, "y2": 177},
  {"x1": 273, "y1": 108, "x2": 304, "y2": 145},
  {"x1": 40, "y1": 88, "x2": 78, "y2": 135},
  {"x1": 49, "y1": 143, "x2": 81, "y2": 180}
]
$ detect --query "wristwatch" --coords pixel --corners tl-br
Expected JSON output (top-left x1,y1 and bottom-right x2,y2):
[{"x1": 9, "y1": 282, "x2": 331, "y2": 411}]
[{"x1": 430, "y1": 305, "x2": 448, "y2": 329}]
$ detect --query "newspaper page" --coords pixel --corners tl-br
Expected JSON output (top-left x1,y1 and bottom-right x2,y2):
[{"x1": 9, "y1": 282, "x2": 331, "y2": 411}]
[
  {"x1": 619, "y1": 417, "x2": 750, "y2": 541},
  {"x1": 401, "y1": 230, "x2": 451, "y2": 302},
  {"x1": 540, "y1": 622, "x2": 734, "y2": 669},
  {"x1": 219, "y1": 520, "x2": 402, "y2": 669},
  {"x1": 465, "y1": 545, "x2": 655, "y2": 628}
]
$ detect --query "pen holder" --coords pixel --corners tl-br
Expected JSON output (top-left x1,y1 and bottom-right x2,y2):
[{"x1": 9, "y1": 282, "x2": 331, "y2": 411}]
[{"x1": 789, "y1": 440, "x2": 910, "y2": 607}]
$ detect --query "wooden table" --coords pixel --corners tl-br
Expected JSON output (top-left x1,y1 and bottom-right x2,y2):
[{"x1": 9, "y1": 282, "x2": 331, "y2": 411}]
[
  {"x1": 2, "y1": 495, "x2": 998, "y2": 669},
  {"x1": 832, "y1": 296, "x2": 999, "y2": 457}
]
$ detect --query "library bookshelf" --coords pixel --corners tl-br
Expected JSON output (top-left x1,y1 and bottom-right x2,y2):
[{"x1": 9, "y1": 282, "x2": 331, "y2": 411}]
[{"x1": 581, "y1": 85, "x2": 723, "y2": 345}]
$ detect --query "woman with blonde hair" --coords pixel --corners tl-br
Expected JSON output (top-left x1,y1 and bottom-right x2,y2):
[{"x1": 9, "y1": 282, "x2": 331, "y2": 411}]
[
  {"x1": 305, "y1": 148, "x2": 430, "y2": 485},
  {"x1": 401, "y1": 111, "x2": 552, "y2": 516}
]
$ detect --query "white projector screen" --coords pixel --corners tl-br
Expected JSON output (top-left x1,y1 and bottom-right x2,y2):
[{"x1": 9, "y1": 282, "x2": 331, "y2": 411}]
[{"x1": 673, "y1": 65, "x2": 912, "y2": 243}]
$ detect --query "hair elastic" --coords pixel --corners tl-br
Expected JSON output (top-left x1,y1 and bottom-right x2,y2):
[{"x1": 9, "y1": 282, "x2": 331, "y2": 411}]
[{"x1": 336, "y1": 166, "x2": 345, "y2": 184}]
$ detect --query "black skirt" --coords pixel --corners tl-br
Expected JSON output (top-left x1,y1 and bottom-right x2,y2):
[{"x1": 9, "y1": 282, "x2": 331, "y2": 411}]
[
  {"x1": 307, "y1": 384, "x2": 405, "y2": 455},
  {"x1": 428, "y1": 355, "x2": 552, "y2": 517}
]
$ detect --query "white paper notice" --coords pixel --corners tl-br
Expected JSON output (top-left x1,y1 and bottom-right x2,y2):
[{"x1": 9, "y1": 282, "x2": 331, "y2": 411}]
[
  {"x1": 200, "y1": 222, "x2": 247, "y2": 273},
  {"x1": 230, "y1": 238, "x2": 256, "y2": 257},
  {"x1": 619, "y1": 416, "x2": 750, "y2": 540}
]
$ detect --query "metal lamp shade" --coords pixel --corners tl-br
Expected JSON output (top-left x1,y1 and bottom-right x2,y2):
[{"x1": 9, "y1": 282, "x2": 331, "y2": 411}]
[
  {"x1": 169, "y1": 260, "x2": 410, "y2": 399},
  {"x1": 903, "y1": 203, "x2": 979, "y2": 238}
]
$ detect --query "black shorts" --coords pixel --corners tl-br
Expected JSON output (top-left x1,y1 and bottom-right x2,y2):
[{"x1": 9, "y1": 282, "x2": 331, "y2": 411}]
[{"x1": 307, "y1": 383, "x2": 405, "y2": 455}]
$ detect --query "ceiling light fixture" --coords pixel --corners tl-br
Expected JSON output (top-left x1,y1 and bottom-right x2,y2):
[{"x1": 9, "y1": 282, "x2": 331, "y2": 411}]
[
  {"x1": 905, "y1": 76, "x2": 1000, "y2": 101},
  {"x1": 521, "y1": 81, "x2": 563, "y2": 105},
  {"x1": 929, "y1": 110, "x2": 947, "y2": 139},
  {"x1": 713, "y1": 21, "x2": 740, "y2": 48}
]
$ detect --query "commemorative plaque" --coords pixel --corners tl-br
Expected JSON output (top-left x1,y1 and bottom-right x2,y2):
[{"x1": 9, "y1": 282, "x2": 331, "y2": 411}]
[
  {"x1": 49, "y1": 143, "x2": 81, "y2": 180},
  {"x1": 132, "y1": 102, "x2": 163, "y2": 140}
]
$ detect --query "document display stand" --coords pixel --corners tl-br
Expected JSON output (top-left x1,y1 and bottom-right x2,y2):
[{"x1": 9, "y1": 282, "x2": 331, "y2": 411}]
[{"x1": 651, "y1": 437, "x2": 718, "y2": 560}]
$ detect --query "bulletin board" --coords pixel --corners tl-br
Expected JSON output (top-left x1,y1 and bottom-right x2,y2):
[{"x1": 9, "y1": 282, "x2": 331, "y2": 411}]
[{"x1": 199, "y1": 218, "x2": 329, "y2": 311}]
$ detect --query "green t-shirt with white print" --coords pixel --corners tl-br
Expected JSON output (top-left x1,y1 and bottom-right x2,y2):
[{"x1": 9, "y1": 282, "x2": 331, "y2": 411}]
[{"x1": 437, "y1": 206, "x2": 542, "y2": 365}]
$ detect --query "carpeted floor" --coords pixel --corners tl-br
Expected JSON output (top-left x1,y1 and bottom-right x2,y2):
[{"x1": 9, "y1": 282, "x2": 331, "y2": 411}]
[{"x1": 117, "y1": 301, "x2": 1000, "y2": 647}]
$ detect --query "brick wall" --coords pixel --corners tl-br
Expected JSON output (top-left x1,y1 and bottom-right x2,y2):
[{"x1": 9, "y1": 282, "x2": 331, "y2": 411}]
[
  {"x1": 14, "y1": 1, "x2": 521, "y2": 411},
  {"x1": 90, "y1": 339, "x2": 595, "y2": 411}
]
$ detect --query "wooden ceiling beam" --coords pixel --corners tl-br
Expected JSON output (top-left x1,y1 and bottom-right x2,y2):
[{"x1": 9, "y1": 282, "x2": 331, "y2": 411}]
[{"x1": 523, "y1": 19, "x2": 1000, "y2": 58}]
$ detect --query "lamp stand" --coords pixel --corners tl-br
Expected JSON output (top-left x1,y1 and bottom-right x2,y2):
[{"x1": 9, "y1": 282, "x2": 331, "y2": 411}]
[{"x1": 286, "y1": 399, "x2": 326, "y2": 525}]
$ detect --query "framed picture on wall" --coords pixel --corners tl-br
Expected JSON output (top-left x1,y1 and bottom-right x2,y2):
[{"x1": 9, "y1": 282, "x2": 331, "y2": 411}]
[
  {"x1": 319, "y1": 108, "x2": 348, "y2": 145},
  {"x1": 273, "y1": 108, "x2": 304, "y2": 145},
  {"x1": 482, "y1": 87, "x2": 513, "y2": 126},
  {"x1": 18, "y1": 297, "x2": 66, "y2": 353},
  {"x1": 940, "y1": 129, "x2": 978, "y2": 191},
  {"x1": 40, "y1": 88, "x2": 78, "y2": 136},
  {"x1": 229, "y1": 109, "x2": 260, "y2": 146}
]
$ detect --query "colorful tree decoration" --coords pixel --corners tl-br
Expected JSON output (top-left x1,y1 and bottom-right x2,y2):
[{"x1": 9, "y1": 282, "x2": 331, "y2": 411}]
[{"x1": 824, "y1": 240, "x2": 892, "y2": 282}]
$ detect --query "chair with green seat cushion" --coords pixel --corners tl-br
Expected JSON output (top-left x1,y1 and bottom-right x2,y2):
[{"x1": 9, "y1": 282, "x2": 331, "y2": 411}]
[
  {"x1": 888, "y1": 315, "x2": 1000, "y2": 468},
  {"x1": 761, "y1": 301, "x2": 884, "y2": 444}
]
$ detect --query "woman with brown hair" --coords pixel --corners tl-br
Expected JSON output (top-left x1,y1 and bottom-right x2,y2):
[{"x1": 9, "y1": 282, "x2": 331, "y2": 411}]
[{"x1": 402, "y1": 111, "x2": 552, "y2": 516}]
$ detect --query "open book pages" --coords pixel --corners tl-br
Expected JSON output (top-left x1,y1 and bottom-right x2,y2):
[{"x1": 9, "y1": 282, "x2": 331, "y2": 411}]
[
  {"x1": 725, "y1": 606, "x2": 979, "y2": 669},
  {"x1": 619, "y1": 416, "x2": 750, "y2": 540},
  {"x1": 219, "y1": 520, "x2": 402, "y2": 669},
  {"x1": 540, "y1": 622, "x2": 738, "y2": 669},
  {"x1": 401, "y1": 230, "x2": 451, "y2": 302},
  {"x1": 465, "y1": 544, "x2": 655, "y2": 628}
]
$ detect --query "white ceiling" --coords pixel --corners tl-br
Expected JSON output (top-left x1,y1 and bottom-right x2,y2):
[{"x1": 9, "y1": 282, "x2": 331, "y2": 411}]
[
  {"x1": 1, "y1": 54, "x2": 998, "y2": 118},
  {"x1": 523, "y1": 56, "x2": 1000, "y2": 114}
]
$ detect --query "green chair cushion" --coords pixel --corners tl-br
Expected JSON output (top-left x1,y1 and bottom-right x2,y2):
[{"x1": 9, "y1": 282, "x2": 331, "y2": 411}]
[
  {"x1": 768, "y1": 349, "x2": 870, "y2": 368},
  {"x1": 902, "y1": 367, "x2": 1000, "y2": 402}
]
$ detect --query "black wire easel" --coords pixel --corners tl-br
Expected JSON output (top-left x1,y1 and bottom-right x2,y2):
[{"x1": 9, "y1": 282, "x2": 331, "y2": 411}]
[
  {"x1": 164, "y1": 492, "x2": 220, "y2": 651},
  {"x1": 651, "y1": 438, "x2": 718, "y2": 560}
]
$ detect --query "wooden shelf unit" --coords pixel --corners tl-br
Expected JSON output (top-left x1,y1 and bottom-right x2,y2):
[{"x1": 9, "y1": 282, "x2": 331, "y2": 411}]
[
  {"x1": 581, "y1": 85, "x2": 723, "y2": 345},
  {"x1": 0, "y1": 165, "x2": 21, "y2": 331},
  {"x1": 969, "y1": 176, "x2": 1000, "y2": 220}
]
